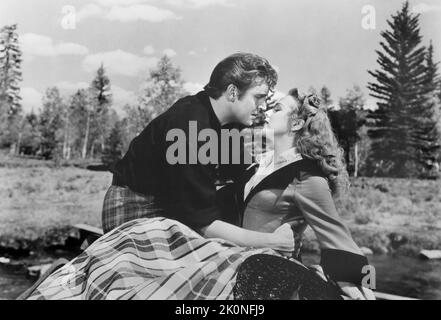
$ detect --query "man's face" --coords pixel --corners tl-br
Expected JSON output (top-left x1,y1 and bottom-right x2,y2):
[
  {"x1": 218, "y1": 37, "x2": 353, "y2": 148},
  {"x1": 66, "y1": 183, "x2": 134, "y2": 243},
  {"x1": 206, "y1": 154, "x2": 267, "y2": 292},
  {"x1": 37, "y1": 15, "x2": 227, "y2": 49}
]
[{"x1": 231, "y1": 81, "x2": 270, "y2": 126}]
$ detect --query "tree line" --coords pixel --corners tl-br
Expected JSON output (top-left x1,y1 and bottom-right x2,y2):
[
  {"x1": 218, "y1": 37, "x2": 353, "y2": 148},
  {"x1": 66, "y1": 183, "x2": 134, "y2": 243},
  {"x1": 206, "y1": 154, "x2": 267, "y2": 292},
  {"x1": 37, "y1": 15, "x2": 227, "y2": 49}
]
[
  {"x1": 0, "y1": 24, "x2": 187, "y2": 165},
  {"x1": 0, "y1": 1, "x2": 440, "y2": 178}
]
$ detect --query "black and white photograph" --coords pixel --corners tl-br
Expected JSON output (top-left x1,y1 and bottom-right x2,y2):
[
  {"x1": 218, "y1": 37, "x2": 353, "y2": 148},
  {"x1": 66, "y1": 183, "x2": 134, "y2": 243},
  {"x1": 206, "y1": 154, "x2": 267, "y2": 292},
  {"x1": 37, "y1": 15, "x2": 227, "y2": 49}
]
[{"x1": 0, "y1": 0, "x2": 440, "y2": 304}]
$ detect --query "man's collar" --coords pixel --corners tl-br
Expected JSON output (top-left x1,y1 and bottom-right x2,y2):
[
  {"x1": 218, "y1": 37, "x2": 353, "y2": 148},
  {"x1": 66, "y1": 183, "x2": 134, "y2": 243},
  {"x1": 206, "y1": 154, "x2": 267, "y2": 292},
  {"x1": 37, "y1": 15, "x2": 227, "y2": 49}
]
[{"x1": 196, "y1": 90, "x2": 221, "y2": 131}]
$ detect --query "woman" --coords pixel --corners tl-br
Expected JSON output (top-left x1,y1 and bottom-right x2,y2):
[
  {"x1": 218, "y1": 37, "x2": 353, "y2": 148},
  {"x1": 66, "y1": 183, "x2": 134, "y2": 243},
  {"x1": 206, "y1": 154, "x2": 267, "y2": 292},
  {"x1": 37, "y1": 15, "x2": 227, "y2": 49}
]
[{"x1": 235, "y1": 89, "x2": 375, "y2": 300}]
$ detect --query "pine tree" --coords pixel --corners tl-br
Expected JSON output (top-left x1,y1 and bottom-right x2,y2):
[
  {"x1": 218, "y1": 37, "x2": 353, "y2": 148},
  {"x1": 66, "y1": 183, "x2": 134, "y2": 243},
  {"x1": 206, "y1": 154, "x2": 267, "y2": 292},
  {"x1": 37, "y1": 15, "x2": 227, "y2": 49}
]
[
  {"x1": 328, "y1": 85, "x2": 367, "y2": 176},
  {"x1": 0, "y1": 24, "x2": 23, "y2": 149},
  {"x1": 101, "y1": 119, "x2": 125, "y2": 166},
  {"x1": 320, "y1": 86, "x2": 333, "y2": 108},
  {"x1": 137, "y1": 55, "x2": 187, "y2": 124},
  {"x1": 38, "y1": 87, "x2": 64, "y2": 159},
  {"x1": 425, "y1": 42, "x2": 439, "y2": 92},
  {"x1": 19, "y1": 110, "x2": 41, "y2": 155},
  {"x1": 69, "y1": 89, "x2": 90, "y2": 158},
  {"x1": 0, "y1": 24, "x2": 22, "y2": 116},
  {"x1": 88, "y1": 64, "x2": 112, "y2": 158},
  {"x1": 367, "y1": 1, "x2": 439, "y2": 177},
  {"x1": 123, "y1": 103, "x2": 144, "y2": 142},
  {"x1": 415, "y1": 41, "x2": 441, "y2": 177}
]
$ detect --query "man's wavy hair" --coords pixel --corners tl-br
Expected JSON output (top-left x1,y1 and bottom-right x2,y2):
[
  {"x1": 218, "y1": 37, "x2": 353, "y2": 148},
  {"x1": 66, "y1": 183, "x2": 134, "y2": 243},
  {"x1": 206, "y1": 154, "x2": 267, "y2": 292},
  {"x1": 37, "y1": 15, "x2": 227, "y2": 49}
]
[
  {"x1": 204, "y1": 53, "x2": 278, "y2": 99},
  {"x1": 288, "y1": 88, "x2": 349, "y2": 197}
]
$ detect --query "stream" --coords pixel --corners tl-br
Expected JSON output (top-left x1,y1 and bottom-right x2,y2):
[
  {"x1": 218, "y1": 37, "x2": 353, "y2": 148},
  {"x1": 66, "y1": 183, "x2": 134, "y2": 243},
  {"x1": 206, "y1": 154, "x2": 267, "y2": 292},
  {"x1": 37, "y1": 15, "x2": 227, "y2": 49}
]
[
  {"x1": 302, "y1": 253, "x2": 441, "y2": 300},
  {"x1": 1, "y1": 253, "x2": 440, "y2": 300}
]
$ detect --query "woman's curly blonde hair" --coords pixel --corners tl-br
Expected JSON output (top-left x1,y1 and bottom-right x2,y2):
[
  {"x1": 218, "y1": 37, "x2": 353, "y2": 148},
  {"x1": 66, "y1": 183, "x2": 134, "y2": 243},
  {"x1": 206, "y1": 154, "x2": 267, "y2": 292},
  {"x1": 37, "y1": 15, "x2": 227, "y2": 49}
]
[{"x1": 288, "y1": 88, "x2": 349, "y2": 197}]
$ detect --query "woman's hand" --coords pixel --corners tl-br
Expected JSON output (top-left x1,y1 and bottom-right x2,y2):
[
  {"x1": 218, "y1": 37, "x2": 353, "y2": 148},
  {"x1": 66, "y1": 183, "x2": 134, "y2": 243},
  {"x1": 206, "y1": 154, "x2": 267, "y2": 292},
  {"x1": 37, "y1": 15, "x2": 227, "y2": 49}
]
[
  {"x1": 337, "y1": 282, "x2": 376, "y2": 300},
  {"x1": 271, "y1": 223, "x2": 295, "y2": 257}
]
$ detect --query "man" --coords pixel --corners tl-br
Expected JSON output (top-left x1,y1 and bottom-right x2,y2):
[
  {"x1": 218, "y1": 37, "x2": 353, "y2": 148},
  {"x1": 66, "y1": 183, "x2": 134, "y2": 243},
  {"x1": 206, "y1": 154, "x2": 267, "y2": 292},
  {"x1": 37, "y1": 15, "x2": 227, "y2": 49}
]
[{"x1": 102, "y1": 53, "x2": 286, "y2": 247}]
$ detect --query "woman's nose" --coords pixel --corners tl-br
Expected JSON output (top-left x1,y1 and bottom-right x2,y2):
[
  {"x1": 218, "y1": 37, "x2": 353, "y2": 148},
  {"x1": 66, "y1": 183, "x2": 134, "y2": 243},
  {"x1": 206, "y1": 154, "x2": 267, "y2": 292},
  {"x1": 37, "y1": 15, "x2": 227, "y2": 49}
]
[{"x1": 265, "y1": 109, "x2": 274, "y2": 119}]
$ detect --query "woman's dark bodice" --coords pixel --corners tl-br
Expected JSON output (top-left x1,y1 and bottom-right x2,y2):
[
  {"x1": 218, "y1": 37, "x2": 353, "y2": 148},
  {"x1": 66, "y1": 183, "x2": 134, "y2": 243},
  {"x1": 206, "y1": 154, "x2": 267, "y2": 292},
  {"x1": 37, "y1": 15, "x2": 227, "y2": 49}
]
[
  {"x1": 242, "y1": 159, "x2": 324, "y2": 234},
  {"x1": 238, "y1": 159, "x2": 369, "y2": 285}
]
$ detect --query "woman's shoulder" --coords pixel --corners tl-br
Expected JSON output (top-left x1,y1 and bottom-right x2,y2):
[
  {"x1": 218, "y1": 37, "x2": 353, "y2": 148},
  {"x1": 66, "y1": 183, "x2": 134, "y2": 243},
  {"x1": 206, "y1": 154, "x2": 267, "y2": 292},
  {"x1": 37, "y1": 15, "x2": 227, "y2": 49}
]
[
  {"x1": 291, "y1": 158, "x2": 327, "y2": 180},
  {"x1": 245, "y1": 158, "x2": 327, "y2": 195},
  {"x1": 288, "y1": 159, "x2": 332, "y2": 195}
]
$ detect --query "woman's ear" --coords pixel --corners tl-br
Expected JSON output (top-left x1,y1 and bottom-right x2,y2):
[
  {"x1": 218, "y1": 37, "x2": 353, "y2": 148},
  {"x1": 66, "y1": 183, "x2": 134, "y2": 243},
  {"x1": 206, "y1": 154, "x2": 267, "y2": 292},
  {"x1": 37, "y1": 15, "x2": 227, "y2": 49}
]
[
  {"x1": 225, "y1": 84, "x2": 238, "y2": 102},
  {"x1": 290, "y1": 119, "x2": 305, "y2": 132}
]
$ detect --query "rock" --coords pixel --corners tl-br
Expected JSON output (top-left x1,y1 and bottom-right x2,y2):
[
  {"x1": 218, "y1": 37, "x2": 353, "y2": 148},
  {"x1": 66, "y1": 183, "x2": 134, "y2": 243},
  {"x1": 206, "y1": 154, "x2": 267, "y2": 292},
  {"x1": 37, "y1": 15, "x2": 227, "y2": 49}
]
[
  {"x1": 360, "y1": 247, "x2": 374, "y2": 255},
  {"x1": 0, "y1": 257, "x2": 11, "y2": 264},
  {"x1": 374, "y1": 183, "x2": 389, "y2": 193},
  {"x1": 373, "y1": 245, "x2": 389, "y2": 254},
  {"x1": 419, "y1": 250, "x2": 441, "y2": 260},
  {"x1": 27, "y1": 263, "x2": 52, "y2": 278},
  {"x1": 388, "y1": 233, "x2": 408, "y2": 249}
]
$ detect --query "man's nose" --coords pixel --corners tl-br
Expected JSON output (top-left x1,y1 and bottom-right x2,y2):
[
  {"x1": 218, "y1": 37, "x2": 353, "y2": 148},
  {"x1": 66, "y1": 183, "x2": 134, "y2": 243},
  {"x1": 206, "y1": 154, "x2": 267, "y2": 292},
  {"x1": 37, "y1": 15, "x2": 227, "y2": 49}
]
[{"x1": 258, "y1": 100, "x2": 268, "y2": 109}]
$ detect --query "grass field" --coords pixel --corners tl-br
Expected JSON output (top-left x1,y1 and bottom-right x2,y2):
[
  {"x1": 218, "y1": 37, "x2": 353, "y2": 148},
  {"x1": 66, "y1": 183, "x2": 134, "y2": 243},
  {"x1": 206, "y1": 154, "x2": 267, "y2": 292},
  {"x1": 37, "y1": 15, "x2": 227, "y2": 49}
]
[
  {"x1": 321, "y1": 177, "x2": 441, "y2": 256},
  {"x1": 1, "y1": 155, "x2": 440, "y2": 257},
  {"x1": 0, "y1": 163, "x2": 112, "y2": 250}
]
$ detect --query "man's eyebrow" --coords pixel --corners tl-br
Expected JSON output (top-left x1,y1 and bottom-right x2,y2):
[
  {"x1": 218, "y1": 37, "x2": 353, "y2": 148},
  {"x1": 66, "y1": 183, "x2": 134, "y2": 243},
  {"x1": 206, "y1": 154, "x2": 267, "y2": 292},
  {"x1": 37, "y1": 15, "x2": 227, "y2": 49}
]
[{"x1": 255, "y1": 94, "x2": 268, "y2": 98}]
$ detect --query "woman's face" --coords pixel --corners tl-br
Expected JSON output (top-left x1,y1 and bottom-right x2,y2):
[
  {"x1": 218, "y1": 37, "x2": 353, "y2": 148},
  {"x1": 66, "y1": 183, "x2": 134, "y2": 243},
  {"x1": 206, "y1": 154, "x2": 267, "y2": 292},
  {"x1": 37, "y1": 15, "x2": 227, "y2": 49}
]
[{"x1": 264, "y1": 95, "x2": 298, "y2": 136}]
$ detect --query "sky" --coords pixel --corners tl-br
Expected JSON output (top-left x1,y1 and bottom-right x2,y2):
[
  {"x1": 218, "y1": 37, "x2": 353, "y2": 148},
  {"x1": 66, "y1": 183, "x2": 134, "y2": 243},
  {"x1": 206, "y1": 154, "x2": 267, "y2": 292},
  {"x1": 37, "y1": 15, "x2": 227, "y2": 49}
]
[{"x1": 1, "y1": 0, "x2": 440, "y2": 114}]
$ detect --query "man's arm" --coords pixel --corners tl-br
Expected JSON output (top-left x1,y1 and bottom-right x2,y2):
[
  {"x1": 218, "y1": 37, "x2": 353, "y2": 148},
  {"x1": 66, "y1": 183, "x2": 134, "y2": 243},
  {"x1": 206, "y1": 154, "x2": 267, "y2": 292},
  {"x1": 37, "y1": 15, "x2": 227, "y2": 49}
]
[{"x1": 165, "y1": 160, "x2": 295, "y2": 253}]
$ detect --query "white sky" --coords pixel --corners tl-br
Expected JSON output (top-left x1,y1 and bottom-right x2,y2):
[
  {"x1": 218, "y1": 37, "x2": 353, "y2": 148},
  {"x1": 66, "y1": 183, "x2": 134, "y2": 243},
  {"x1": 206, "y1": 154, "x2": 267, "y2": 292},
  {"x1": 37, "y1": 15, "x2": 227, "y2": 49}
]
[{"x1": 1, "y1": 0, "x2": 440, "y2": 114}]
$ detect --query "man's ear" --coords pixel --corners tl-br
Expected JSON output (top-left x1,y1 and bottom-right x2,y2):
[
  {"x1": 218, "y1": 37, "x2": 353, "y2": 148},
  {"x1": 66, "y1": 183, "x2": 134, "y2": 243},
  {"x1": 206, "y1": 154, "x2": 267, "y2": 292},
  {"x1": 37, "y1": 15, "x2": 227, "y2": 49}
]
[
  {"x1": 290, "y1": 119, "x2": 305, "y2": 132},
  {"x1": 225, "y1": 84, "x2": 238, "y2": 102}
]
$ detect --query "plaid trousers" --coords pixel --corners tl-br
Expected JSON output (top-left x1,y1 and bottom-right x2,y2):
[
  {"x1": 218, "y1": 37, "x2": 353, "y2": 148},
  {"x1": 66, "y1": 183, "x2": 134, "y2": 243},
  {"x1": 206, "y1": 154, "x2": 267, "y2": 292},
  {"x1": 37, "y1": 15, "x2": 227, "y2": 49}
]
[{"x1": 101, "y1": 185, "x2": 166, "y2": 233}]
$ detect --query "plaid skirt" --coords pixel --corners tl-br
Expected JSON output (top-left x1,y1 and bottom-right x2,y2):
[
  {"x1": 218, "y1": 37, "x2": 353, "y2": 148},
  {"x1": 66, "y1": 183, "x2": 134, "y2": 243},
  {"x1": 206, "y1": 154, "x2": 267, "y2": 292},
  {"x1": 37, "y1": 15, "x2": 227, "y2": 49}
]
[
  {"x1": 27, "y1": 217, "x2": 279, "y2": 300},
  {"x1": 102, "y1": 185, "x2": 166, "y2": 234}
]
